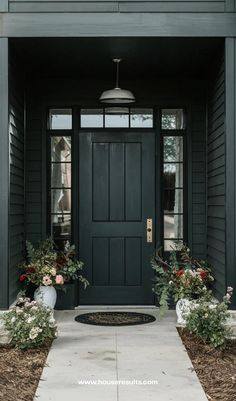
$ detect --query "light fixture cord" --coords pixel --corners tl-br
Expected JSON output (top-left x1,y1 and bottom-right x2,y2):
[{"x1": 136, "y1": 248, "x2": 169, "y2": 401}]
[{"x1": 116, "y1": 60, "x2": 119, "y2": 88}]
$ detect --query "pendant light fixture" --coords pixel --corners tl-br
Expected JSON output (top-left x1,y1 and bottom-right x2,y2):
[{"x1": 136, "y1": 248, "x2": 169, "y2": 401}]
[{"x1": 99, "y1": 58, "x2": 136, "y2": 104}]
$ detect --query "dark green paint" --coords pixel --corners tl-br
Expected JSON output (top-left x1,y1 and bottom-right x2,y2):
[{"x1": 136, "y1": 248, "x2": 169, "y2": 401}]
[
  {"x1": 0, "y1": 38, "x2": 9, "y2": 309},
  {"x1": 78, "y1": 131, "x2": 155, "y2": 305},
  {"x1": 225, "y1": 38, "x2": 236, "y2": 308}
]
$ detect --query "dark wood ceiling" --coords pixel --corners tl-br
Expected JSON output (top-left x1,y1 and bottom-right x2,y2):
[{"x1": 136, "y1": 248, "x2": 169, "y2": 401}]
[{"x1": 10, "y1": 37, "x2": 223, "y2": 80}]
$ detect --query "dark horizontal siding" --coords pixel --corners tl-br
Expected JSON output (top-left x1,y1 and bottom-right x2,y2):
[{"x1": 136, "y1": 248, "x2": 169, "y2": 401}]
[
  {"x1": 207, "y1": 50, "x2": 226, "y2": 299},
  {"x1": 9, "y1": 50, "x2": 25, "y2": 305},
  {"x1": 9, "y1": 0, "x2": 226, "y2": 13},
  {"x1": 191, "y1": 99, "x2": 207, "y2": 259},
  {"x1": 25, "y1": 93, "x2": 43, "y2": 245}
]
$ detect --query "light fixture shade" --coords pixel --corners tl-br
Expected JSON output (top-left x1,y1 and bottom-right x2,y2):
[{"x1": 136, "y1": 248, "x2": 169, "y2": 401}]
[
  {"x1": 99, "y1": 87, "x2": 135, "y2": 104},
  {"x1": 105, "y1": 106, "x2": 129, "y2": 114}
]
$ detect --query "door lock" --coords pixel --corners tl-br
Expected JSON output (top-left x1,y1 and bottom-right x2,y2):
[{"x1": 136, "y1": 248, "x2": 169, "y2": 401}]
[{"x1": 147, "y1": 218, "x2": 153, "y2": 243}]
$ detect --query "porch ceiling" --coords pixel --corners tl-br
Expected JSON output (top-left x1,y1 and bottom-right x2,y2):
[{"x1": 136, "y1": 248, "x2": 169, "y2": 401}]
[{"x1": 11, "y1": 37, "x2": 223, "y2": 80}]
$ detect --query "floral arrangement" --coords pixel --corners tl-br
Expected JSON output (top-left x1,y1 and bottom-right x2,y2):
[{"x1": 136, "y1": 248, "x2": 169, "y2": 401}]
[
  {"x1": 0, "y1": 297, "x2": 57, "y2": 349},
  {"x1": 19, "y1": 238, "x2": 89, "y2": 289},
  {"x1": 151, "y1": 244, "x2": 214, "y2": 314}
]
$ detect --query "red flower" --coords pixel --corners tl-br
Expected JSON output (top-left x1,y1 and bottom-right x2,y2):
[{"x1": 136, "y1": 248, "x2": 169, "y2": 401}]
[
  {"x1": 19, "y1": 274, "x2": 27, "y2": 282},
  {"x1": 56, "y1": 255, "x2": 67, "y2": 268},
  {"x1": 176, "y1": 270, "x2": 184, "y2": 277},
  {"x1": 26, "y1": 267, "x2": 35, "y2": 273},
  {"x1": 199, "y1": 271, "x2": 208, "y2": 279}
]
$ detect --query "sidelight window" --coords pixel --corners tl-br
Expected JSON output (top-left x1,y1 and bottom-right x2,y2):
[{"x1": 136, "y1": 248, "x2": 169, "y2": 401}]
[
  {"x1": 162, "y1": 116, "x2": 185, "y2": 251},
  {"x1": 50, "y1": 136, "x2": 72, "y2": 249}
]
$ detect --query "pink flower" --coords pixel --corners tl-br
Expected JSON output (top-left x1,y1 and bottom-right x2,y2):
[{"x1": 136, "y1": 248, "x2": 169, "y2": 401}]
[
  {"x1": 56, "y1": 275, "x2": 64, "y2": 285},
  {"x1": 42, "y1": 275, "x2": 52, "y2": 286}
]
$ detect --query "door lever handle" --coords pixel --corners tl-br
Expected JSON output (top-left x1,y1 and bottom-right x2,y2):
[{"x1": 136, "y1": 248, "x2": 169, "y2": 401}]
[{"x1": 147, "y1": 218, "x2": 153, "y2": 243}]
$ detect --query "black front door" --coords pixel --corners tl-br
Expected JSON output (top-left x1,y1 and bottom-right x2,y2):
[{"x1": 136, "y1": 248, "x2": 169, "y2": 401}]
[{"x1": 79, "y1": 131, "x2": 155, "y2": 305}]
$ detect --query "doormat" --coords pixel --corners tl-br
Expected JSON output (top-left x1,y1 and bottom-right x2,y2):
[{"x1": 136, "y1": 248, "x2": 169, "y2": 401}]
[{"x1": 75, "y1": 311, "x2": 156, "y2": 326}]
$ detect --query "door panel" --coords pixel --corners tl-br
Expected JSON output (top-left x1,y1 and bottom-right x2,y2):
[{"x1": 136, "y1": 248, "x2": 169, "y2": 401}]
[{"x1": 79, "y1": 131, "x2": 155, "y2": 305}]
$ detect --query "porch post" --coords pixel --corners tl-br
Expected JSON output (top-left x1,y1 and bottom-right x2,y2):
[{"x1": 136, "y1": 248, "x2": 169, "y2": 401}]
[
  {"x1": 225, "y1": 38, "x2": 236, "y2": 308},
  {"x1": 0, "y1": 38, "x2": 9, "y2": 309}
]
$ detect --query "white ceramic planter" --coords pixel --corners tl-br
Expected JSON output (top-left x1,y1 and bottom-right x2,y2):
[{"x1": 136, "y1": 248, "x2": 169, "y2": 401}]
[
  {"x1": 176, "y1": 298, "x2": 198, "y2": 325},
  {"x1": 34, "y1": 285, "x2": 57, "y2": 309}
]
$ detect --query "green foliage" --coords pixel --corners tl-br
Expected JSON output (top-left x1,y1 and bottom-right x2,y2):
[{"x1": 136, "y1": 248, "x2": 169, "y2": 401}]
[
  {"x1": 151, "y1": 244, "x2": 214, "y2": 315},
  {"x1": 1, "y1": 297, "x2": 57, "y2": 349},
  {"x1": 186, "y1": 297, "x2": 232, "y2": 349}
]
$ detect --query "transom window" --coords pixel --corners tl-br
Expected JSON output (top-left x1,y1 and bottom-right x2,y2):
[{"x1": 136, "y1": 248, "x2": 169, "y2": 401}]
[
  {"x1": 80, "y1": 108, "x2": 153, "y2": 128},
  {"x1": 161, "y1": 108, "x2": 185, "y2": 130},
  {"x1": 49, "y1": 108, "x2": 72, "y2": 130}
]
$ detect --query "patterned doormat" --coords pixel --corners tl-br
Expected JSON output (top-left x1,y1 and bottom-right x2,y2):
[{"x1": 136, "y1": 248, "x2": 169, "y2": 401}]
[{"x1": 75, "y1": 311, "x2": 156, "y2": 326}]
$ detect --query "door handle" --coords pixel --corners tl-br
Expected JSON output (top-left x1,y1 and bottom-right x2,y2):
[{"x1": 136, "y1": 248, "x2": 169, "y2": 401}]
[{"x1": 146, "y1": 218, "x2": 153, "y2": 243}]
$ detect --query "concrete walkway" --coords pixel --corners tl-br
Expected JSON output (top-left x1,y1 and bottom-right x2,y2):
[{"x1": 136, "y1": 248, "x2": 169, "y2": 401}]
[{"x1": 35, "y1": 308, "x2": 208, "y2": 401}]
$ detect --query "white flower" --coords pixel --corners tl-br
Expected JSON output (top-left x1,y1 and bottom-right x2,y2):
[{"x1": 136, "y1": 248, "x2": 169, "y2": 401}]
[
  {"x1": 31, "y1": 305, "x2": 38, "y2": 311},
  {"x1": 49, "y1": 317, "x2": 56, "y2": 328},
  {"x1": 27, "y1": 316, "x2": 35, "y2": 324},
  {"x1": 169, "y1": 280, "x2": 173, "y2": 285},
  {"x1": 11, "y1": 317, "x2": 16, "y2": 323},
  {"x1": 15, "y1": 307, "x2": 23, "y2": 314},
  {"x1": 188, "y1": 270, "x2": 195, "y2": 276},
  {"x1": 29, "y1": 327, "x2": 42, "y2": 340},
  {"x1": 50, "y1": 268, "x2": 57, "y2": 276},
  {"x1": 42, "y1": 275, "x2": 52, "y2": 286}
]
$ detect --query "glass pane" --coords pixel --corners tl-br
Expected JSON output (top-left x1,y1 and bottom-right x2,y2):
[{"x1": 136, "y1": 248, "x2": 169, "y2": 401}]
[
  {"x1": 161, "y1": 109, "x2": 185, "y2": 130},
  {"x1": 130, "y1": 108, "x2": 153, "y2": 128},
  {"x1": 164, "y1": 188, "x2": 183, "y2": 213},
  {"x1": 49, "y1": 109, "x2": 72, "y2": 130},
  {"x1": 164, "y1": 239, "x2": 183, "y2": 251},
  {"x1": 51, "y1": 189, "x2": 71, "y2": 214},
  {"x1": 51, "y1": 163, "x2": 71, "y2": 188},
  {"x1": 51, "y1": 214, "x2": 71, "y2": 238},
  {"x1": 164, "y1": 163, "x2": 183, "y2": 188},
  {"x1": 164, "y1": 137, "x2": 183, "y2": 162},
  {"x1": 105, "y1": 111, "x2": 129, "y2": 128},
  {"x1": 53, "y1": 239, "x2": 71, "y2": 251},
  {"x1": 164, "y1": 214, "x2": 183, "y2": 239},
  {"x1": 51, "y1": 137, "x2": 71, "y2": 162},
  {"x1": 81, "y1": 109, "x2": 103, "y2": 128}
]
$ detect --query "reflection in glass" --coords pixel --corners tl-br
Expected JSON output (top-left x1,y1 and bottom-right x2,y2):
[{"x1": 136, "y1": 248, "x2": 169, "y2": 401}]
[
  {"x1": 51, "y1": 137, "x2": 71, "y2": 162},
  {"x1": 130, "y1": 108, "x2": 153, "y2": 128},
  {"x1": 164, "y1": 189, "x2": 183, "y2": 213},
  {"x1": 105, "y1": 111, "x2": 129, "y2": 128},
  {"x1": 51, "y1": 189, "x2": 71, "y2": 214},
  {"x1": 164, "y1": 239, "x2": 183, "y2": 251},
  {"x1": 164, "y1": 164, "x2": 183, "y2": 188},
  {"x1": 164, "y1": 136, "x2": 183, "y2": 162},
  {"x1": 162, "y1": 109, "x2": 185, "y2": 130},
  {"x1": 53, "y1": 239, "x2": 70, "y2": 251},
  {"x1": 49, "y1": 109, "x2": 72, "y2": 130},
  {"x1": 81, "y1": 109, "x2": 103, "y2": 128},
  {"x1": 51, "y1": 214, "x2": 71, "y2": 238},
  {"x1": 51, "y1": 163, "x2": 71, "y2": 189},
  {"x1": 164, "y1": 214, "x2": 183, "y2": 239}
]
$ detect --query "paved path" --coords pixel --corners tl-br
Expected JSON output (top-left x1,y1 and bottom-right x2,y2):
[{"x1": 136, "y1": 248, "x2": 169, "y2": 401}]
[{"x1": 35, "y1": 308, "x2": 208, "y2": 401}]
